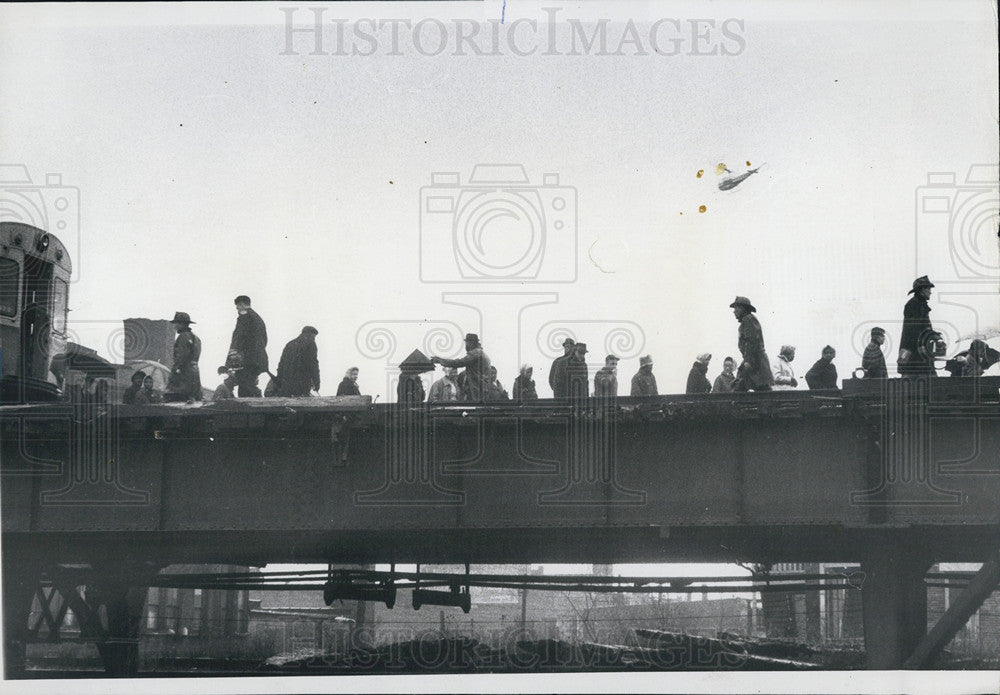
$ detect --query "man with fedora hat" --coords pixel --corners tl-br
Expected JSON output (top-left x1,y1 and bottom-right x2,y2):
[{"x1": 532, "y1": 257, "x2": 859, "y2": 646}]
[
  {"x1": 275, "y1": 326, "x2": 321, "y2": 397},
  {"x1": 898, "y1": 276, "x2": 938, "y2": 376},
  {"x1": 729, "y1": 296, "x2": 773, "y2": 392},
  {"x1": 862, "y1": 327, "x2": 888, "y2": 379},
  {"x1": 228, "y1": 295, "x2": 268, "y2": 397},
  {"x1": 431, "y1": 333, "x2": 492, "y2": 402},
  {"x1": 549, "y1": 337, "x2": 576, "y2": 398},
  {"x1": 164, "y1": 311, "x2": 202, "y2": 403}
]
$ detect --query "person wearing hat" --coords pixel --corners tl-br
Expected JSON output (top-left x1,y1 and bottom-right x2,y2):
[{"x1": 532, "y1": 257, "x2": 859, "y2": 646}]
[
  {"x1": 686, "y1": 353, "x2": 713, "y2": 395},
  {"x1": 631, "y1": 355, "x2": 658, "y2": 396},
  {"x1": 594, "y1": 354, "x2": 620, "y2": 398},
  {"x1": 559, "y1": 341, "x2": 590, "y2": 400},
  {"x1": 729, "y1": 296, "x2": 774, "y2": 392},
  {"x1": 805, "y1": 346, "x2": 839, "y2": 390},
  {"x1": 862, "y1": 327, "x2": 888, "y2": 379},
  {"x1": 430, "y1": 333, "x2": 492, "y2": 402},
  {"x1": 164, "y1": 311, "x2": 202, "y2": 403},
  {"x1": 898, "y1": 276, "x2": 937, "y2": 376},
  {"x1": 713, "y1": 356, "x2": 738, "y2": 393},
  {"x1": 274, "y1": 326, "x2": 320, "y2": 397},
  {"x1": 228, "y1": 295, "x2": 269, "y2": 397},
  {"x1": 549, "y1": 337, "x2": 576, "y2": 398},
  {"x1": 121, "y1": 369, "x2": 146, "y2": 404},
  {"x1": 397, "y1": 349, "x2": 435, "y2": 405},
  {"x1": 772, "y1": 345, "x2": 798, "y2": 390},
  {"x1": 512, "y1": 364, "x2": 538, "y2": 402}
]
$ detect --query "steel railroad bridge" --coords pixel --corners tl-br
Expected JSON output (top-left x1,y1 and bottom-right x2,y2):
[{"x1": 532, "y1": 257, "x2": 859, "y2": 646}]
[{"x1": 2, "y1": 376, "x2": 999, "y2": 675}]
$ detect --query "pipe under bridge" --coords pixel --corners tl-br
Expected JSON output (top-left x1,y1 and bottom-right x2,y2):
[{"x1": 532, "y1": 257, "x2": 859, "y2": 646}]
[{"x1": 2, "y1": 376, "x2": 999, "y2": 674}]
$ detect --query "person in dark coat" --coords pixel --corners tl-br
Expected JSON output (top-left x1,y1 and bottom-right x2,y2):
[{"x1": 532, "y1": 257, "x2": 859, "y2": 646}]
[
  {"x1": 945, "y1": 339, "x2": 1000, "y2": 377},
  {"x1": 862, "y1": 327, "x2": 888, "y2": 379},
  {"x1": 730, "y1": 296, "x2": 773, "y2": 392},
  {"x1": 686, "y1": 353, "x2": 712, "y2": 394},
  {"x1": 512, "y1": 365, "x2": 538, "y2": 402},
  {"x1": 431, "y1": 333, "x2": 492, "y2": 402},
  {"x1": 228, "y1": 295, "x2": 268, "y2": 397},
  {"x1": 594, "y1": 354, "x2": 620, "y2": 398},
  {"x1": 137, "y1": 374, "x2": 162, "y2": 404},
  {"x1": 484, "y1": 366, "x2": 510, "y2": 401},
  {"x1": 164, "y1": 311, "x2": 202, "y2": 402},
  {"x1": 713, "y1": 357, "x2": 737, "y2": 393},
  {"x1": 275, "y1": 326, "x2": 320, "y2": 397},
  {"x1": 805, "y1": 346, "x2": 839, "y2": 389},
  {"x1": 549, "y1": 338, "x2": 575, "y2": 398},
  {"x1": 213, "y1": 366, "x2": 235, "y2": 401},
  {"x1": 631, "y1": 355, "x2": 658, "y2": 396},
  {"x1": 898, "y1": 276, "x2": 937, "y2": 377},
  {"x1": 564, "y1": 342, "x2": 590, "y2": 400},
  {"x1": 337, "y1": 367, "x2": 361, "y2": 396},
  {"x1": 397, "y1": 349, "x2": 434, "y2": 405},
  {"x1": 122, "y1": 370, "x2": 145, "y2": 404}
]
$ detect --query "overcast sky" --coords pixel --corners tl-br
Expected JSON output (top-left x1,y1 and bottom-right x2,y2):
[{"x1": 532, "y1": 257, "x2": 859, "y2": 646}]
[{"x1": 1, "y1": 0, "x2": 997, "y2": 398}]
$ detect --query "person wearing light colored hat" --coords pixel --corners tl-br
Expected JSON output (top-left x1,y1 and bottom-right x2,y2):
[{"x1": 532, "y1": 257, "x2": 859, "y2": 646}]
[
  {"x1": 686, "y1": 353, "x2": 713, "y2": 394},
  {"x1": 862, "y1": 327, "x2": 888, "y2": 379},
  {"x1": 899, "y1": 276, "x2": 937, "y2": 376},
  {"x1": 772, "y1": 345, "x2": 798, "y2": 390},
  {"x1": 729, "y1": 296, "x2": 773, "y2": 391},
  {"x1": 631, "y1": 354, "x2": 658, "y2": 396},
  {"x1": 164, "y1": 311, "x2": 202, "y2": 403}
]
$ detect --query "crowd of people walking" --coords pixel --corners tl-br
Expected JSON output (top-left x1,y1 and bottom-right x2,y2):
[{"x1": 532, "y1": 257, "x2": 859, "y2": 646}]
[{"x1": 120, "y1": 276, "x2": 997, "y2": 406}]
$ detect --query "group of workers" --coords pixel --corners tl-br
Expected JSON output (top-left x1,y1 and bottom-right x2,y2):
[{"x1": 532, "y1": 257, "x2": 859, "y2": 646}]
[{"x1": 144, "y1": 276, "x2": 996, "y2": 405}]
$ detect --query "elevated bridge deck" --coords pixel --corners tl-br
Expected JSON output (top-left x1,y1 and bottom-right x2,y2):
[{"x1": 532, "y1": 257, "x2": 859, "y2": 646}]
[{"x1": 3, "y1": 377, "x2": 998, "y2": 566}]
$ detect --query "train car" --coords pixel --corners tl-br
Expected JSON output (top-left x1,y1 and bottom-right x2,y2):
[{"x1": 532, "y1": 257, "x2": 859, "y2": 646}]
[{"x1": 0, "y1": 221, "x2": 71, "y2": 402}]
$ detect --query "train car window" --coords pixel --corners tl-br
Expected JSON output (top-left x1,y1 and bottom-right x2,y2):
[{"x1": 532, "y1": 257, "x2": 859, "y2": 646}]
[
  {"x1": 0, "y1": 257, "x2": 19, "y2": 317},
  {"x1": 52, "y1": 277, "x2": 68, "y2": 334}
]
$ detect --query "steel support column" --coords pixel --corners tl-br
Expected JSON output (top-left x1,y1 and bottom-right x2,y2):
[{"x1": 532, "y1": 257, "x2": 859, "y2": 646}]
[
  {"x1": 861, "y1": 544, "x2": 932, "y2": 669},
  {"x1": 1, "y1": 560, "x2": 41, "y2": 679},
  {"x1": 904, "y1": 553, "x2": 1000, "y2": 669}
]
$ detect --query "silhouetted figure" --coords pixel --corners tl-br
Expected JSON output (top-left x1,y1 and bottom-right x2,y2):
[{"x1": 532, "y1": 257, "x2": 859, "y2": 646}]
[
  {"x1": 862, "y1": 327, "x2": 888, "y2": 379},
  {"x1": 228, "y1": 295, "x2": 268, "y2": 397},
  {"x1": 594, "y1": 354, "x2": 620, "y2": 398},
  {"x1": 898, "y1": 276, "x2": 937, "y2": 377},
  {"x1": 431, "y1": 333, "x2": 491, "y2": 403},
  {"x1": 805, "y1": 346, "x2": 839, "y2": 390},
  {"x1": 686, "y1": 353, "x2": 712, "y2": 394},
  {"x1": 549, "y1": 338, "x2": 575, "y2": 398},
  {"x1": 631, "y1": 355, "x2": 658, "y2": 396},
  {"x1": 730, "y1": 296, "x2": 773, "y2": 392},
  {"x1": 165, "y1": 311, "x2": 202, "y2": 403},
  {"x1": 512, "y1": 365, "x2": 538, "y2": 402},
  {"x1": 276, "y1": 326, "x2": 320, "y2": 397},
  {"x1": 337, "y1": 368, "x2": 361, "y2": 396}
]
